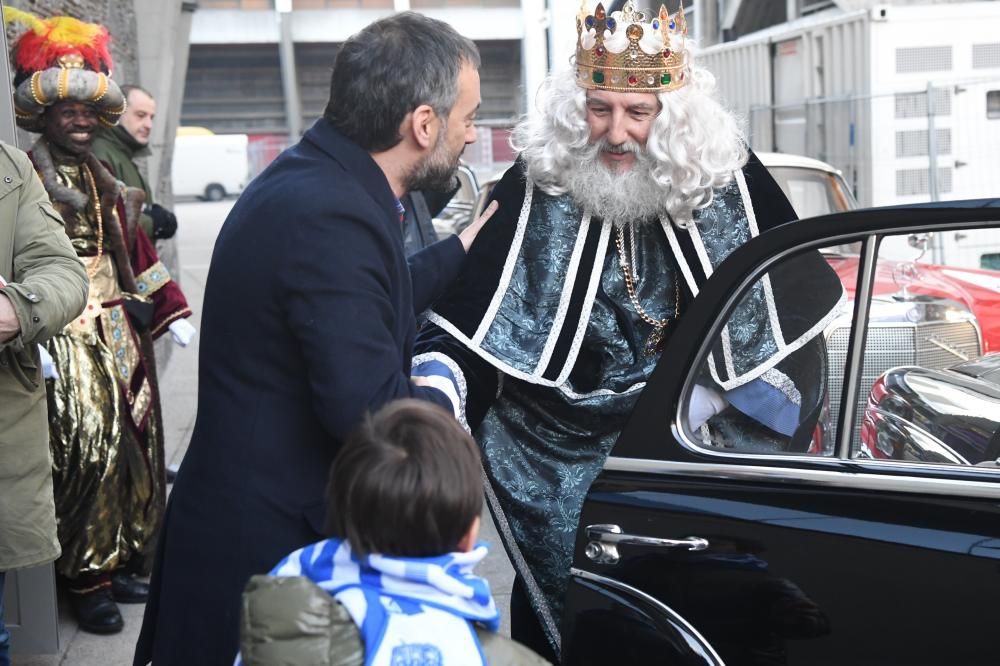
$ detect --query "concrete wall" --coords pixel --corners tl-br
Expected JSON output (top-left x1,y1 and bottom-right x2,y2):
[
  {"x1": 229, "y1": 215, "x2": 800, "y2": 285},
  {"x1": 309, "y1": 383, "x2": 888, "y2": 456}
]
[
  {"x1": 5, "y1": 0, "x2": 139, "y2": 79},
  {"x1": 134, "y1": 0, "x2": 196, "y2": 205}
]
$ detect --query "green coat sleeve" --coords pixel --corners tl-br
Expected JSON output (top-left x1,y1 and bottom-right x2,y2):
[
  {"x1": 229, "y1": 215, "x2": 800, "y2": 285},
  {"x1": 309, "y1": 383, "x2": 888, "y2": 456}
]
[
  {"x1": 238, "y1": 574, "x2": 553, "y2": 666},
  {"x1": 240, "y1": 575, "x2": 364, "y2": 666},
  {"x1": 0, "y1": 144, "x2": 89, "y2": 351}
]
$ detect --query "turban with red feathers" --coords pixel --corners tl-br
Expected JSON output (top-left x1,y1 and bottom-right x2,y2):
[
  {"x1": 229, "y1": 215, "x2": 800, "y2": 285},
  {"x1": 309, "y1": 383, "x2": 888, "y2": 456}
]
[{"x1": 3, "y1": 7, "x2": 125, "y2": 132}]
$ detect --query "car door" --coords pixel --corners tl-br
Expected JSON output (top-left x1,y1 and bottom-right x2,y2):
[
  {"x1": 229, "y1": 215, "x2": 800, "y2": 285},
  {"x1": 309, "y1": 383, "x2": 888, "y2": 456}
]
[{"x1": 561, "y1": 202, "x2": 1000, "y2": 666}]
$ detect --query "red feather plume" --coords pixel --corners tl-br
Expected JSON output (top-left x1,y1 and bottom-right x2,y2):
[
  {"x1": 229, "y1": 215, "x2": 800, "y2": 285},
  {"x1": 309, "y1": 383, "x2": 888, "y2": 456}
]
[{"x1": 9, "y1": 14, "x2": 113, "y2": 75}]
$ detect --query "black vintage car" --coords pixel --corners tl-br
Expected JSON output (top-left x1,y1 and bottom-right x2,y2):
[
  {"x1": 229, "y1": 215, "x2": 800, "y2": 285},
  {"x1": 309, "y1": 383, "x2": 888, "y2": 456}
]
[
  {"x1": 559, "y1": 200, "x2": 1000, "y2": 666},
  {"x1": 861, "y1": 353, "x2": 1000, "y2": 465}
]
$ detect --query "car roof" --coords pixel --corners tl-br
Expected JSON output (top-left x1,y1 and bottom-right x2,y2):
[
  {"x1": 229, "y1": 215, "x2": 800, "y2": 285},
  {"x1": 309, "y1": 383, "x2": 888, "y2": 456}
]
[{"x1": 756, "y1": 151, "x2": 843, "y2": 175}]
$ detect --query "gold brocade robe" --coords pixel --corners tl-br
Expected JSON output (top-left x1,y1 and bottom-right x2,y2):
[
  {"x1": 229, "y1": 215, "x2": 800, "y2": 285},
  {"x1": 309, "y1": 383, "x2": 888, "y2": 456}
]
[{"x1": 44, "y1": 162, "x2": 162, "y2": 578}]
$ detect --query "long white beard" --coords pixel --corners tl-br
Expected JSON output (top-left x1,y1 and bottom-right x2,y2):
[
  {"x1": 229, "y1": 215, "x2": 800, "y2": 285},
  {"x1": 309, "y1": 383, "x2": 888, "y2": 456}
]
[{"x1": 564, "y1": 141, "x2": 668, "y2": 227}]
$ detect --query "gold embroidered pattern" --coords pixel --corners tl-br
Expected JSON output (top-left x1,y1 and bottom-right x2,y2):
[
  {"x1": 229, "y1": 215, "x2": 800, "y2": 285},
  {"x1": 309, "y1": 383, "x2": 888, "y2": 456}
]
[
  {"x1": 131, "y1": 378, "x2": 152, "y2": 427},
  {"x1": 30, "y1": 71, "x2": 47, "y2": 105},
  {"x1": 81, "y1": 254, "x2": 121, "y2": 303},
  {"x1": 67, "y1": 297, "x2": 101, "y2": 339},
  {"x1": 91, "y1": 73, "x2": 108, "y2": 102},
  {"x1": 99, "y1": 303, "x2": 140, "y2": 397},
  {"x1": 57, "y1": 68, "x2": 69, "y2": 100},
  {"x1": 67, "y1": 255, "x2": 121, "y2": 341},
  {"x1": 135, "y1": 261, "x2": 171, "y2": 297}
]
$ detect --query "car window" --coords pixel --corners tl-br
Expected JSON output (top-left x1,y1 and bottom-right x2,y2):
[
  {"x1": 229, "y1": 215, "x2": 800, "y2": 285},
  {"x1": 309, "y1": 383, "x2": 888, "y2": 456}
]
[
  {"x1": 853, "y1": 230, "x2": 1000, "y2": 467},
  {"x1": 682, "y1": 243, "x2": 853, "y2": 456},
  {"x1": 680, "y1": 225, "x2": 1000, "y2": 471},
  {"x1": 767, "y1": 166, "x2": 857, "y2": 218}
]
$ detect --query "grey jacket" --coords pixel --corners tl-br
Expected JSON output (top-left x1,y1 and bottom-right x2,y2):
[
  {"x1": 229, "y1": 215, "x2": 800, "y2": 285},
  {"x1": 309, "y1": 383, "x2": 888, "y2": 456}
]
[
  {"x1": 0, "y1": 141, "x2": 89, "y2": 571},
  {"x1": 239, "y1": 575, "x2": 552, "y2": 666}
]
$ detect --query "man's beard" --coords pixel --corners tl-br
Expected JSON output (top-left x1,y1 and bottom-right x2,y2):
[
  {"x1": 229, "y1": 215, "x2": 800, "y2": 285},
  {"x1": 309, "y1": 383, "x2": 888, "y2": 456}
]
[
  {"x1": 404, "y1": 131, "x2": 461, "y2": 194},
  {"x1": 565, "y1": 140, "x2": 666, "y2": 226}
]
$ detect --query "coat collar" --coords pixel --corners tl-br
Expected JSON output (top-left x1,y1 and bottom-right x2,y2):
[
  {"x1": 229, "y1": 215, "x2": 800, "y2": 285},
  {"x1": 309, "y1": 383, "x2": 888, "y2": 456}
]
[
  {"x1": 29, "y1": 137, "x2": 121, "y2": 212},
  {"x1": 302, "y1": 118, "x2": 400, "y2": 224},
  {"x1": 99, "y1": 125, "x2": 152, "y2": 158}
]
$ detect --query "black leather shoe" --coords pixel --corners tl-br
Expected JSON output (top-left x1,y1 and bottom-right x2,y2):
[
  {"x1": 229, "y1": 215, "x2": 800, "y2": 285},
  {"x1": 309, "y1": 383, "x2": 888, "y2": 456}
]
[
  {"x1": 111, "y1": 570, "x2": 150, "y2": 603},
  {"x1": 69, "y1": 587, "x2": 124, "y2": 634}
]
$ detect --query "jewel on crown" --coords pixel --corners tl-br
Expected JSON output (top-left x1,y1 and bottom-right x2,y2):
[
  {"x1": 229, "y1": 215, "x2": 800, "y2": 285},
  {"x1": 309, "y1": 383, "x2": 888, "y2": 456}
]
[{"x1": 575, "y1": 1, "x2": 689, "y2": 93}]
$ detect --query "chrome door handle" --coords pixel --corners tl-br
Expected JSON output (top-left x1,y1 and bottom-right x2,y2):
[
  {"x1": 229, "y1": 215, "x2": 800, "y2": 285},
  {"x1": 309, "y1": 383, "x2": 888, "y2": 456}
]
[{"x1": 584, "y1": 524, "x2": 709, "y2": 564}]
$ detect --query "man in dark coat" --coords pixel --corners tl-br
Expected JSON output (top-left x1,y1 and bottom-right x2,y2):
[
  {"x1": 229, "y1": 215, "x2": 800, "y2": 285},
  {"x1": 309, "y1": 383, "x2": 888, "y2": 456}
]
[{"x1": 134, "y1": 12, "x2": 494, "y2": 665}]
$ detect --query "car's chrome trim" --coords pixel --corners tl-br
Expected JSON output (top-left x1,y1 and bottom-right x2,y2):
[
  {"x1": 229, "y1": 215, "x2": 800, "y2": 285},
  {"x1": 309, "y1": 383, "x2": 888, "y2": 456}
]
[
  {"x1": 569, "y1": 567, "x2": 726, "y2": 666},
  {"x1": 836, "y1": 234, "x2": 879, "y2": 458},
  {"x1": 603, "y1": 456, "x2": 1000, "y2": 498}
]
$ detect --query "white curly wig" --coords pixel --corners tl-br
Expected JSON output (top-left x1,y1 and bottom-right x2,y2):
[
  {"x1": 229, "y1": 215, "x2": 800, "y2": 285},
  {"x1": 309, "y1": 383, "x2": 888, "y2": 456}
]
[{"x1": 511, "y1": 50, "x2": 747, "y2": 225}]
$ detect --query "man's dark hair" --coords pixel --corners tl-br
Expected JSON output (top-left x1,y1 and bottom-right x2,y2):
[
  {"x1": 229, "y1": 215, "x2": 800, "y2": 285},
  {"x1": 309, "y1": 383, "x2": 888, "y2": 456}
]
[
  {"x1": 121, "y1": 84, "x2": 154, "y2": 101},
  {"x1": 324, "y1": 12, "x2": 480, "y2": 152},
  {"x1": 325, "y1": 399, "x2": 482, "y2": 557}
]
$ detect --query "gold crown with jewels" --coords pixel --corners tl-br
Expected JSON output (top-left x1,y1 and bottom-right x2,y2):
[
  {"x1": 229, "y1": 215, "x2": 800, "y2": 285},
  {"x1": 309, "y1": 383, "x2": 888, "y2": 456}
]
[{"x1": 575, "y1": 1, "x2": 689, "y2": 93}]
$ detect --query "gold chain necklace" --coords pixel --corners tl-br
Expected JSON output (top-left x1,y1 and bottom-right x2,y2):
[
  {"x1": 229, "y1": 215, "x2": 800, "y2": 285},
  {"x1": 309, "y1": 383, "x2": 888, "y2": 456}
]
[
  {"x1": 614, "y1": 225, "x2": 679, "y2": 355},
  {"x1": 81, "y1": 163, "x2": 105, "y2": 279}
]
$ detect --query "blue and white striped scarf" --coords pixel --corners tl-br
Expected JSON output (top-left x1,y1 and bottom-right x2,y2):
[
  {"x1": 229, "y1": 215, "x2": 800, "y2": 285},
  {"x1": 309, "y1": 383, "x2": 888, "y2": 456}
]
[{"x1": 237, "y1": 537, "x2": 500, "y2": 666}]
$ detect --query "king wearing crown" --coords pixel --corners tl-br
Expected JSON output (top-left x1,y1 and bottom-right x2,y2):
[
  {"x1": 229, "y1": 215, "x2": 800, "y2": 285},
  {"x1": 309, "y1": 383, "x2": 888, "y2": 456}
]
[
  {"x1": 3, "y1": 8, "x2": 194, "y2": 635},
  {"x1": 413, "y1": 0, "x2": 845, "y2": 660}
]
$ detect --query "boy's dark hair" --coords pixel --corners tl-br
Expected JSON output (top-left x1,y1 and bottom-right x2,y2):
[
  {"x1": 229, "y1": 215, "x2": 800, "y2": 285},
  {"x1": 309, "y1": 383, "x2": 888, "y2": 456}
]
[
  {"x1": 323, "y1": 12, "x2": 480, "y2": 152},
  {"x1": 325, "y1": 399, "x2": 482, "y2": 557}
]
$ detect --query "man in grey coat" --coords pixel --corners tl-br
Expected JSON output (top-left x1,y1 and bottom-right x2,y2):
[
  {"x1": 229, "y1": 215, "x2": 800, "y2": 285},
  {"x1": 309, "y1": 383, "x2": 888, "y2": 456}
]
[{"x1": 0, "y1": 140, "x2": 89, "y2": 665}]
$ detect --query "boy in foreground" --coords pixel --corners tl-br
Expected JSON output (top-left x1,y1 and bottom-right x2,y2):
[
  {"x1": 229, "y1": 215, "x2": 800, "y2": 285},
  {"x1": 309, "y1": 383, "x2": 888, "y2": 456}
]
[{"x1": 237, "y1": 399, "x2": 549, "y2": 665}]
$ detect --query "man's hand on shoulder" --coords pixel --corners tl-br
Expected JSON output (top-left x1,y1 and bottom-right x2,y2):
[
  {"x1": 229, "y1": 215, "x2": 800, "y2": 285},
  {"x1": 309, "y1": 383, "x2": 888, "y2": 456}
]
[
  {"x1": 458, "y1": 200, "x2": 499, "y2": 253},
  {"x1": 0, "y1": 292, "x2": 21, "y2": 342}
]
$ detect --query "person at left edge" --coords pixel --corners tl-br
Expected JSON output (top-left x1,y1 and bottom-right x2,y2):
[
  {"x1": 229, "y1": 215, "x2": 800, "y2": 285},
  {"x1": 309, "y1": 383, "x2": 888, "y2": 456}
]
[
  {"x1": 134, "y1": 12, "x2": 495, "y2": 666},
  {"x1": 0, "y1": 140, "x2": 89, "y2": 666}
]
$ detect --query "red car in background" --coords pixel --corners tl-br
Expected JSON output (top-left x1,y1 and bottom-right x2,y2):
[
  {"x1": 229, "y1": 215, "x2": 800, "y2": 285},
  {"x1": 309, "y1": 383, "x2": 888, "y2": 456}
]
[
  {"x1": 759, "y1": 154, "x2": 1000, "y2": 461},
  {"x1": 827, "y1": 254, "x2": 1000, "y2": 352}
]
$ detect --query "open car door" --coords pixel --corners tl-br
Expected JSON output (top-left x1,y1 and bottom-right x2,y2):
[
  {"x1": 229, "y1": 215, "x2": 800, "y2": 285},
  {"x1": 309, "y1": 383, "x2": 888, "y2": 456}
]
[{"x1": 561, "y1": 202, "x2": 1000, "y2": 665}]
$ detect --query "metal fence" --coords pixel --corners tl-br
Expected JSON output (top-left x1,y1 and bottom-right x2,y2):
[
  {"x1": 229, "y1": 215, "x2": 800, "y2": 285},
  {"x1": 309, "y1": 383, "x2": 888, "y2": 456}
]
[{"x1": 747, "y1": 79, "x2": 1000, "y2": 210}]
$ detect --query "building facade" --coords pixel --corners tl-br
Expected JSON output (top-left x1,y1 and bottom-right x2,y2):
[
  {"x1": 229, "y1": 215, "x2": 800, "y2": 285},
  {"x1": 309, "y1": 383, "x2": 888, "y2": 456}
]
[{"x1": 185, "y1": 0, "x2": 554, "y2": 175}]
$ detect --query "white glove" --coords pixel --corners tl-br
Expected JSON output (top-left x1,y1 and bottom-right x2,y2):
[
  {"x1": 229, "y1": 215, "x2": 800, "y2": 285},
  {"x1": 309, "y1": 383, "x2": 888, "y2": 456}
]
[
  {"x1": 38, "y1": 344, "x2": 58, "y2": 380},
  {"x1": 687, "y1": 384, "x2": 728, "y2": 430},
  {"x1": 168, "y1": 319, "x2": 197, "y2": 347}
]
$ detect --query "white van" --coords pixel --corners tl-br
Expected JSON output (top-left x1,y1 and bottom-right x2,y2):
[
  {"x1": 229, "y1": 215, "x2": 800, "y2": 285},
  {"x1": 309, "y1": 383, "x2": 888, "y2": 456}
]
[{"x1": 172, "y1": 129, "x2": 249, "y2": 201}]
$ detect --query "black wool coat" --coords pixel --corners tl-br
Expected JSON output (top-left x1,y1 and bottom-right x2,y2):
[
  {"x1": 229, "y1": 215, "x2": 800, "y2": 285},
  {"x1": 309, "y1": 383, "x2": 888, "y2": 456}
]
[{"x1": 134, "y1": 119, "x2": 466, "y2": 666}]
